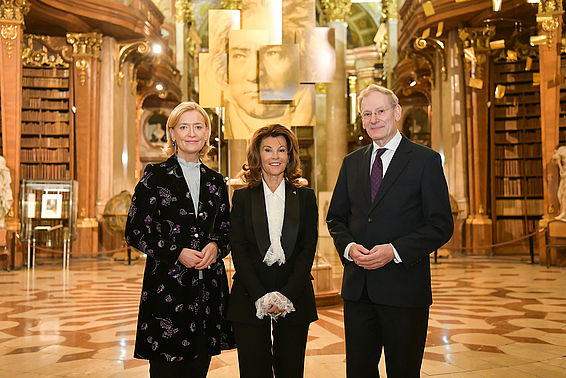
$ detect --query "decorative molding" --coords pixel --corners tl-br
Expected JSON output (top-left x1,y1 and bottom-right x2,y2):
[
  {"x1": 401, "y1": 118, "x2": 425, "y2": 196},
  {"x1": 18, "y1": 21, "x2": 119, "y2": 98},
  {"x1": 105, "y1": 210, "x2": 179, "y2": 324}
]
[
  {"x1": 66, "y1": 33, "x2": 102, "y2": 58},
  {"x1": 175, "y1": 0, "x2": 194, "y2": 24},
  {"x1": 116, "y1": 40, "x2": 150, "y2": 86},
  {"x1": 21, "y1": 34, "x2": 71, "y2": 67},
  {"x1": 413, "y1": 36, "x2": 447, "y2": 81},
  {"x1": 385, "y1": 0, "x2": 398, "y2": 21},
  {"x1": 75, "y1": 59, "x2": 88, "y2": 86},
  {"x1": 536, "y1": 0, "x2": 564, "y2": 48},
  {"x1": 459, "y1": 26, "x2": 495, "y2": 81},
  {"x1": 66, "y1": 33, "x2": 101, "y2": 87},
  {"x1": 315, "y1": 83, "x2": 327, "y2": 95},
  {"x1": 221, "y1": 0, "x2": 242, "y2": 10},
  {"x1": 321, "y1": 0, "x2": 352, "y2": 22},
  {"x1": 0, "y1": 0, "x2": 29, "y2": 22},
  {"x1": 1, "y1": 23, "x2": 17, "y2": 58}
]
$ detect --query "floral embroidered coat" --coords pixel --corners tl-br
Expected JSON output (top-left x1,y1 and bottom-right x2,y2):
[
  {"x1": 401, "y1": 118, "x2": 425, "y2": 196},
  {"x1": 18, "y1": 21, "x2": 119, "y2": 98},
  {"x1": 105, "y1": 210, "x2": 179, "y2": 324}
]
[{"x1": 125, "y1": 156, "x2": 234, "y2": 362}]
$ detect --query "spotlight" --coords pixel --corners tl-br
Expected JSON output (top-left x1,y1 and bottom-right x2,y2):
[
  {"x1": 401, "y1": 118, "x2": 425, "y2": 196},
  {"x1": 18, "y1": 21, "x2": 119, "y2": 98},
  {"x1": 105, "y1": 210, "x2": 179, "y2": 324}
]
[{"x1": 152, "y1": 43, "x2": 162, "y2": 55}]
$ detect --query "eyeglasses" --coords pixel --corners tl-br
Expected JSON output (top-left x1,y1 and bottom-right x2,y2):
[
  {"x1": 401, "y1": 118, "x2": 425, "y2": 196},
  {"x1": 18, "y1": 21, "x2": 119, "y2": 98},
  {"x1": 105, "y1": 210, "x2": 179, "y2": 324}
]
[{"x1": 361, "y1": 106, "x2": 394, "y2": 120}]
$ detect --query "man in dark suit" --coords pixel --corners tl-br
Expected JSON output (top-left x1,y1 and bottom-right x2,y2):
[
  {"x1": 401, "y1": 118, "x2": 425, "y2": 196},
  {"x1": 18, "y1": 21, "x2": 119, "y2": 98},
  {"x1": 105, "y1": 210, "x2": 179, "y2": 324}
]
[{"x1": 326, "y1": 84, "x2": 453, "y2": 378}]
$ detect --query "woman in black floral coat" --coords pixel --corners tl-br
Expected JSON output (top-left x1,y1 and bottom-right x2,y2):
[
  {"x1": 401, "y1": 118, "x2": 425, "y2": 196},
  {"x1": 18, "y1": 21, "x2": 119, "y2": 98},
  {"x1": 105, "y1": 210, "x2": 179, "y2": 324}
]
[{"x1": 125, "y1": 102, "x2": 234, "y2": 377}]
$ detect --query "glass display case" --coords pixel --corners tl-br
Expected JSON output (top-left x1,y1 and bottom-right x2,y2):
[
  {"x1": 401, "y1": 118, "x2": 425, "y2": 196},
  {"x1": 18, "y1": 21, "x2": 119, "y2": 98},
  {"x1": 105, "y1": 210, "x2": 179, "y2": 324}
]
[{"x1": 20, "y1": 179, "x2": 78, "y2": 269}]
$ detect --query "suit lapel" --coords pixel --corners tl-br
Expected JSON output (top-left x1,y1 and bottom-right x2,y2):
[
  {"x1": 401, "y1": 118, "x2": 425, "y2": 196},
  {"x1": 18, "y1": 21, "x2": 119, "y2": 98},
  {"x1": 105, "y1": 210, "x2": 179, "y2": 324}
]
[
  {"x1": 370, "y1": 136, "x2": 413, "y2": 211},
  {"x1": 360, "y1": 144, "x2": 373, "y2": 206},
  {"x1": 281, "y1": 183, "x2": 299, "y2": 259},
  {"x1": 251, "y1": 185, "x2": 271, "y2": 258}
]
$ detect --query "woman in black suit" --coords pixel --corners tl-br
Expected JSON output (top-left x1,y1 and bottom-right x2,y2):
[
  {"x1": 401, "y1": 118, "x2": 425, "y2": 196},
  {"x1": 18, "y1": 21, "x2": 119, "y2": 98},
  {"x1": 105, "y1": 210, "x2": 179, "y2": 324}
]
[
  {"x1": 228, "y1": 124, "x2": 318, "y2": 378},
  {"x1": 125, "y1": 102, "x2": 234, "y2": 377}
]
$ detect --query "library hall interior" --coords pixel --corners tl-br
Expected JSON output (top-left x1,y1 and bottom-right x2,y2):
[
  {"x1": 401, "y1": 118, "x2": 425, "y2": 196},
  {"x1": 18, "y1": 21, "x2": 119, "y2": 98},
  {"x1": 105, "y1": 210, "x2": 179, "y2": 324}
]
[{"x1": 0, "y1": 0, "x2": 566, "y2": 377}]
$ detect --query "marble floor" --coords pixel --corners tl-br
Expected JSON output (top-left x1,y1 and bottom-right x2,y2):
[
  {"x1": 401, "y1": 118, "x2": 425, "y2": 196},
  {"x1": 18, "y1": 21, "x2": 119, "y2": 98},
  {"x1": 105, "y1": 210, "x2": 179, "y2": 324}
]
[{"x1": 0, "y1": 256, "x2": 565, "y2": 377}]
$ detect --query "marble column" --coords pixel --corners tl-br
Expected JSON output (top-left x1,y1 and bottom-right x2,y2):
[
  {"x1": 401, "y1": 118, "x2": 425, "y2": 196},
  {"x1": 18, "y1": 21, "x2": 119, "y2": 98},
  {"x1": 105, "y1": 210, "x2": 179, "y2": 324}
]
[
  {"x1": 96, "y1": 37, "x2": 116, "y2": 218},
  {"x1": 385, "y1": 0, "x2": 399, "y2": 86},
  {"x1": 325, "y1": 20, "x2": 349, "y2": 191},
  {"x1": 66, "y1": 33, "x2": 102, "y2": 256}
]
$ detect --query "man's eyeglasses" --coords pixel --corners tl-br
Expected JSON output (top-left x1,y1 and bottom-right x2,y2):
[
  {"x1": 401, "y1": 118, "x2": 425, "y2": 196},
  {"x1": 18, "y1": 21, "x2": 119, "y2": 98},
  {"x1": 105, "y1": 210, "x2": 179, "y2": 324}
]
[{"x1": 361, "y1": 106, "x2": 394, "y2": 120}]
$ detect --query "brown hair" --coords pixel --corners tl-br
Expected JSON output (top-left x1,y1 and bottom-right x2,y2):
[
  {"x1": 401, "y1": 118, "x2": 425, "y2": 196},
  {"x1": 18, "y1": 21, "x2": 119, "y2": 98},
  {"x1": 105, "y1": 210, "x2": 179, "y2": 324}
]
[
  {"x1": 242, "y1": 124, "x2": 303, "y2": 188},
  {"x1": 162, "y1": 102, "x2": 211, "y2": 158},
  {"x1": 357, "y1": 84, "x2": 399, "y2": 113}
]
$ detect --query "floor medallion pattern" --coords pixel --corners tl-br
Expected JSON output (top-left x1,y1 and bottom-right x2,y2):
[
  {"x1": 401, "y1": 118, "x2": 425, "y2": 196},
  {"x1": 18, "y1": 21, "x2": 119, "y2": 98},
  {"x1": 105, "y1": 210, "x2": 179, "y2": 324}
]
[{"x1": 0, "y1": 257, "x2": 564, "y2": 377}]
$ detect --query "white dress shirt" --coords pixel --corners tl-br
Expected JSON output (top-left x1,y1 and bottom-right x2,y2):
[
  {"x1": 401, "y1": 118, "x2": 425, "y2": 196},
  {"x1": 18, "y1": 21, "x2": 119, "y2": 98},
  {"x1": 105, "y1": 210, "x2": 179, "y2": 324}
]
[
  {"x1": 345, "y1": 131, "x2": 403, "y2": 264},
  {"x1": 177, "y1": 155, "x2": 203, "y2": 279},
  {"x1": 262, "y1": 179, "x2": 286, "y2": 266},
  {"x1": 177, "y1": 155, "x2": 200, "y2": 216}
]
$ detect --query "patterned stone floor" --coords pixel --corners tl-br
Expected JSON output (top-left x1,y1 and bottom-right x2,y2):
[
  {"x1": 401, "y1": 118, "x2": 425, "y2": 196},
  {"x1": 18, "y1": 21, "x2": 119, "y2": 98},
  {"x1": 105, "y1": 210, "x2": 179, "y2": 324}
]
[{"x1": 0, "y1": 256, "x2": 565, "y2": 377}]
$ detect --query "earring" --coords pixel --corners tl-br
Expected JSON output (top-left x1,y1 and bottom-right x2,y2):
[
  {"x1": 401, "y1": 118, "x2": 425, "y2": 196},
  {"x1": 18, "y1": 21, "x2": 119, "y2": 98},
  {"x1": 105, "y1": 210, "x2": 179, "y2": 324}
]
[{"x1": 172, "y1": 141, "x2": 176, "y2": 147}]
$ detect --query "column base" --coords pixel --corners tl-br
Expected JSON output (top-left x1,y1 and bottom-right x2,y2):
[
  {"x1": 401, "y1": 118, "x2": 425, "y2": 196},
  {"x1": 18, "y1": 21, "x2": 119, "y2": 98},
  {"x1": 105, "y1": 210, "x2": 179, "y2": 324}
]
[
  {"x1": 465, "y1": 215, "x2": 493, "y2": 255},
  {"x1": 73, "y1": 218, "x2": 99, "y2": 257}
]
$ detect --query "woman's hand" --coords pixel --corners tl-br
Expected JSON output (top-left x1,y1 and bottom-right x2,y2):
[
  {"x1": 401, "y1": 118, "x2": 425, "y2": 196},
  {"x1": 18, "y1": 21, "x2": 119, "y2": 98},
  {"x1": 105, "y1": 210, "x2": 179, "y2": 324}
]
[
  {"x1": 194, "y1": 242, "x2": 218, "y2": 270},
  {"x1": 177, "y1": 248, "x2": 204, "y2": 268},
  {"x1": 267, "y1": 305, "x2": 283, "y2": 318}
]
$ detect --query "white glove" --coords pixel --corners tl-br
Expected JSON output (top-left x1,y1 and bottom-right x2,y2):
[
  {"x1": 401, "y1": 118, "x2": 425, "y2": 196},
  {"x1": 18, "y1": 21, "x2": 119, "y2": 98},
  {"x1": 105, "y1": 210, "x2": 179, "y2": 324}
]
[{"x1": 255, "y1": 291, "x2": 295, "y2": 320}]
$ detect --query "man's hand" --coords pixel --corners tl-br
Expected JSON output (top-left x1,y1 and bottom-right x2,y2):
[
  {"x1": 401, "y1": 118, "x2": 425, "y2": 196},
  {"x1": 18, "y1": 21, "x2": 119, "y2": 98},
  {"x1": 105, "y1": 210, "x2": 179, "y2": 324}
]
[
  {"x1": 194, "y1": 242, "x2": 218, "y2": 270},
  {"x1": 357, "y1": 244, "x2": 394, "y2": 270},
  {"x1": 349, "y1": 243, "x2": 371, "y2": 266},
  {"x1": 178, "y1": 248, "x2": 204, "y2": 268}
]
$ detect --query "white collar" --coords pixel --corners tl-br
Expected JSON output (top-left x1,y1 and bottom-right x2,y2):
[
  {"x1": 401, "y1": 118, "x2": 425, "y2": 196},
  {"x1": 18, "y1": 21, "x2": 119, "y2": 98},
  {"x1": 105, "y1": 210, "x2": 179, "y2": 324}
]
[
  {"x1": 177, "y1": 155, "x2": 201, "y2": 169},
  {"x1": 262, "y1": 178, "x2": 285, "y2": 200},
  {"x1": 372, "y1": 130, "x2": 402, "y2": 154}
]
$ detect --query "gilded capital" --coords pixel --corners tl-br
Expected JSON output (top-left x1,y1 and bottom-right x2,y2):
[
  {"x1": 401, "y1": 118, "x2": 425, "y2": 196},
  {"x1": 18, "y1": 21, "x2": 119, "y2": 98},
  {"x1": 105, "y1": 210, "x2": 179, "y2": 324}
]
[
  {"x1": 0, "y1": 0, "x2": 29, "y2": 22},
  {"x1": 221, "y1": 0, "x2": 242, "y2": 10},
  {"x1": 175, "y1": 0, "x2": 194, "y2": 24},
  {"x1": 536, "y1": 0, "x2": 564, "y2": 48},
  {"x1": 385, "y1": 0, "x2": 398, "y2": 21},
  {"x1": 321, "y1": 0, "x2": 351, "y2": 22},
  {"x1": 66, "y1": 32, "x2": 102, "y2": 58}
]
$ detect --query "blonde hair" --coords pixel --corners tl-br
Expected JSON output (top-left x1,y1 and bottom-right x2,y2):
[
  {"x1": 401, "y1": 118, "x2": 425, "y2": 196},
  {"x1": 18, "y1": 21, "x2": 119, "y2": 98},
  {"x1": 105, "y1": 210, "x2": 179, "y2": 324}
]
[
  {"x1": 162, "y1": 102, "x2": 211, "y2": 158},
  {"x1": 357, "y1": 84, "x2": 399, "y2": 113}
]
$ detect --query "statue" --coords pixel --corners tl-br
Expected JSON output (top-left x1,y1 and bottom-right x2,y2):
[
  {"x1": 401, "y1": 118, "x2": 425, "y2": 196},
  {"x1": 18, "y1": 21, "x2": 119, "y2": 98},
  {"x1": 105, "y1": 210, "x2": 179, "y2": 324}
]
[
  {"x1": 552, "y1": 146, "x2": 566, "y2": 220},
  {"x1": 0, "y1": 156, "x2": 13, "y2": 228}
]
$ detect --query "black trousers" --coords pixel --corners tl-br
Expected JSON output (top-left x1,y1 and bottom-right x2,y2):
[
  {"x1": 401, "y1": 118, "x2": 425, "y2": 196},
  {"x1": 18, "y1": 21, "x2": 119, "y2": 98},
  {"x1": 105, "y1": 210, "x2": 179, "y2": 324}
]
[
  {"x1": 233, "y1": 320, "x2": 310, "y2": 378},
  {"x1": 343, "y1": 298, "x2": 429, "y2": 378},
  {"x1": 149, "y1": 356, "x2": 211, "y2": 378}
]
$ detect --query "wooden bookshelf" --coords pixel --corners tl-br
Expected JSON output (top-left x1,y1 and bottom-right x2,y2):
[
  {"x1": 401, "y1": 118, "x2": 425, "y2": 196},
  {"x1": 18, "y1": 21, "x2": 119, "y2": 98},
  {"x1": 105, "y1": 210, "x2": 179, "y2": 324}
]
[
  {"x1": 491, "y1": 58, "x2": 543, "y2": 253},
  {"x1": 20, "y1": 37, "x2": 74, "y2": 181}
]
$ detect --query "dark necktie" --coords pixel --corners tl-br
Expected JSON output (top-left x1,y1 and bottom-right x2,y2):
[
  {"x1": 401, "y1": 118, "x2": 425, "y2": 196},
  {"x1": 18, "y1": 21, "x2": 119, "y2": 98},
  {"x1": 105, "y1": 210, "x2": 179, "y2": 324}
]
[{"x1": 370, "y1": 148, "x2": 387, "y2": 202}]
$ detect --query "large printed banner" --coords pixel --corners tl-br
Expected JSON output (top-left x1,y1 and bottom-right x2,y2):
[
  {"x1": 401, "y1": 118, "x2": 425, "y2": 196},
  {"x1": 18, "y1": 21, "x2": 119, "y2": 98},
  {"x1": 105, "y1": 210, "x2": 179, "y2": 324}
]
[{"x1": 199, "y1": 0, "x2": 335, "y2": 140}]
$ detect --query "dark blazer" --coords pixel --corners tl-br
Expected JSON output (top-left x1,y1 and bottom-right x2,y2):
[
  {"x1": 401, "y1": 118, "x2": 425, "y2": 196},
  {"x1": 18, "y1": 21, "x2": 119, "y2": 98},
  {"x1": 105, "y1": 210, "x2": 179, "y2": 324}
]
[
  {"x1": 326, "y1": 135, "x2": 453, "y2": 308},
  {"x1": 125, "y1": 155, "x2": 234, "y2": 362},
  {"x1": 228, "y1": 183, "x2": 318, "y2": 325}
]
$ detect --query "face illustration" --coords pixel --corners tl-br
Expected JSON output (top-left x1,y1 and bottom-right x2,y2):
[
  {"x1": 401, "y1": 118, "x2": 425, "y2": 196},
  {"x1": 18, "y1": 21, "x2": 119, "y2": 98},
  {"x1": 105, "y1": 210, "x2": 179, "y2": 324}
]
[
  {"x1": 228, "y1": 30, "x2": 286, "y2": 119},
  {"x1": 260, "y1": 135, "x2": 289, "y2": 181},
  {"x1": 259, "y1": 44, "x2": 299, "y2": 101},
  {"x1": 360, "y1": 91, "x2": 402, "y2": 146},
  {"x1": 169, "y1": 110, "x2": 209, "y2": 162}
]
